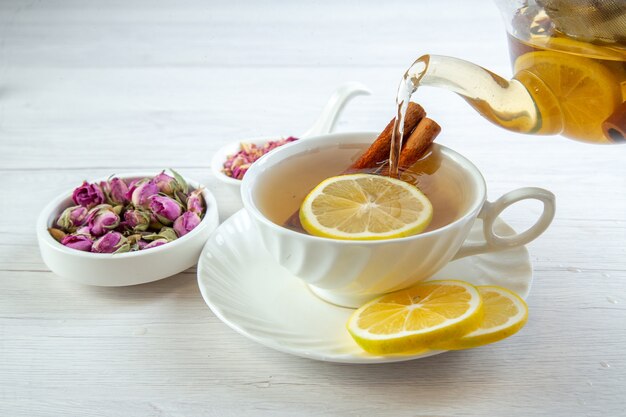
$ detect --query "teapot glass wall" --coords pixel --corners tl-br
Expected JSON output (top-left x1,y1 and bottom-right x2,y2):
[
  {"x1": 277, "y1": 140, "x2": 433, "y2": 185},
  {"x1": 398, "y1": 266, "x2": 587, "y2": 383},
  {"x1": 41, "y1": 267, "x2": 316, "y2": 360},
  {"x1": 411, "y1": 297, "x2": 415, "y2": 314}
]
[{"x1": 404, "y1": 0, "x2": 626, "y2": 143}]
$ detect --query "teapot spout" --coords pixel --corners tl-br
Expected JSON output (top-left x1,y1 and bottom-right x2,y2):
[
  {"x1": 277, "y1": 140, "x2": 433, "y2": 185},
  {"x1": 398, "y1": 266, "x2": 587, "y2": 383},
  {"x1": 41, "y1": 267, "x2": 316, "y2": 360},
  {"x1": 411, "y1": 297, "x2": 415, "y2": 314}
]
[{"x1": 404, "y1": 55, "x2": 562, "y2": 135}]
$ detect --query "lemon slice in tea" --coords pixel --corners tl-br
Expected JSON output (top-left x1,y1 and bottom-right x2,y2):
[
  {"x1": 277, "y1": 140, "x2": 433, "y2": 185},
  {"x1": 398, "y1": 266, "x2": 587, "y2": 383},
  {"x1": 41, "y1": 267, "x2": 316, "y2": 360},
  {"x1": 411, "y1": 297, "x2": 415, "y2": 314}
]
[
  {"x1": 347, "y1": 280, "x2": 484, "y2": 355},
  {"x1": 299, "y1": 174, "x2": 432, "y2": 240}
]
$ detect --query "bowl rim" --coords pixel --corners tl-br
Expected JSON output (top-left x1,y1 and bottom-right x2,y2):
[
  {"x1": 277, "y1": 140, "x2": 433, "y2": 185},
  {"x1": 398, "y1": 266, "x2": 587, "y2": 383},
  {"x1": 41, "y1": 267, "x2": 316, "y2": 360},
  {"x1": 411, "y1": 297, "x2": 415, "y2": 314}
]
[
  {"x1": 37, "y1": 171, "x2": 218, "y2": 259},
  {"x1": 240, "y1": 131, "x2": 488, "y2": 245}
]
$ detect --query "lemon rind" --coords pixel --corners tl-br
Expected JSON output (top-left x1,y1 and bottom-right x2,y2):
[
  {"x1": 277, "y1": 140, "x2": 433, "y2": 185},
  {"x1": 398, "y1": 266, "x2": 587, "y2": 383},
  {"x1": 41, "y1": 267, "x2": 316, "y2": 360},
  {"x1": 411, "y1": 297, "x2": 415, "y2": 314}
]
[{"x1": 432, "y1": 285, "x2": 528, "y2": 350}]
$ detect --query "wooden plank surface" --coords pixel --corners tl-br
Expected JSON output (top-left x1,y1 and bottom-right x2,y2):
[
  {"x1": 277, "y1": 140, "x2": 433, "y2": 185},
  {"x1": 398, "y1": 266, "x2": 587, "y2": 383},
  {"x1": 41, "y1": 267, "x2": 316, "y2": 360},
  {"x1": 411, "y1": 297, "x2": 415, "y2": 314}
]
[{"x1": 1, "y1": 0, "x2": 625, "y2": 416}]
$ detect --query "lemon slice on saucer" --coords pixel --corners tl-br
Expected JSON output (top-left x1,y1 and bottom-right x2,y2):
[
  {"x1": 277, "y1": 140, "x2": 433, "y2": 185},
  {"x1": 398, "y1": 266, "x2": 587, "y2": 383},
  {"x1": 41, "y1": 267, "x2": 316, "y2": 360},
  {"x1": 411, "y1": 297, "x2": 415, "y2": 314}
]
[
  {"x1": 299, "y1": 174, "x2": 432, "y2": 240},
  {"x1": 432, "y1": 285, "x2": 528, "y2": 350},
  {"x1": 347, "y1": 280, "x2": 483, "y2": 355}
]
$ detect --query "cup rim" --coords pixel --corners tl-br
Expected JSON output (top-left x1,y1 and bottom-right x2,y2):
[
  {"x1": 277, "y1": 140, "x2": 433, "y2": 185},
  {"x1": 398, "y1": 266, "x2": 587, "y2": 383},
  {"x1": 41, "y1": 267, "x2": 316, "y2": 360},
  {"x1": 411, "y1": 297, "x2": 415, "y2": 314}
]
[
  {"x1": 241, "y1": 131, "x2": 487, "y2": 244},
  {"x1": 37, "y1": 171, "x2": 218, "y2": 259}
]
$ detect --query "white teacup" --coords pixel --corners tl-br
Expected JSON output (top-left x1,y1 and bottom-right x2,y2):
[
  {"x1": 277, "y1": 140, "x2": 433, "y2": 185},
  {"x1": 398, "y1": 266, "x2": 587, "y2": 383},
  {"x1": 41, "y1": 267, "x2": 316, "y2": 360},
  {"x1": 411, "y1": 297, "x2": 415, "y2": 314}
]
[{"x1": 241, "y1": 132, "x2": 555, "y2": 308}]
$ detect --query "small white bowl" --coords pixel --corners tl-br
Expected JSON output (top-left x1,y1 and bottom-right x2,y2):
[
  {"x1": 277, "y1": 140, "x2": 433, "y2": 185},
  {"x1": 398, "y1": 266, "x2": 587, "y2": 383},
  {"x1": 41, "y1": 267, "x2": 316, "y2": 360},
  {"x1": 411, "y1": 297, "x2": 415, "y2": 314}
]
[
  {"x1": 210, "y1": 136, "x2": 284, "y2": 198},
  {"x1": 37, "y1": 172, "x2": 219, "y2": 286}
]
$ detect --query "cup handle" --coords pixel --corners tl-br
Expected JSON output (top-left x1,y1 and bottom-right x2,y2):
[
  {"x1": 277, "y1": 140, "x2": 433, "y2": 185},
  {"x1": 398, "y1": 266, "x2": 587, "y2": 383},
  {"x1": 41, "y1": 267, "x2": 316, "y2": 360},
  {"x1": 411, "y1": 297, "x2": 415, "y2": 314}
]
[{"x1": 453, "y1": 187, "x2": 555, "y2": 260}]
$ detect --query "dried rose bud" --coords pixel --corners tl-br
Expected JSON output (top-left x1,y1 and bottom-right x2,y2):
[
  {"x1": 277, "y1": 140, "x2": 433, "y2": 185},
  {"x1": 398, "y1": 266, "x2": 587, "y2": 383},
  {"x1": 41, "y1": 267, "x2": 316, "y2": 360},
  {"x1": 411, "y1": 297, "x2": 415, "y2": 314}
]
[
  {"x1": 222, "y1": 137, "x2": 298, "y2": 180},
  {"x1": 174, "y1": 190, "x2": 188, "y2": 206},
  {"x1": 124, "y1": 209, "x2": 151, "y2": 232},
  {"x1": 72, "y1": 181, "x2": 105, "y2": 209},
  {"x1": 125, "y1": 234, "x2": 143, "y2": 252},
  {"x1": 92, "y1": 231, "x2": 130, "y2": 254},
  {"x1": 171, "y1": 169, "x2": 188, "y2": 194},
  {"x1": 142, "y1": 226, "x2": 178, "y2": 242},
  {"x1": 75, "y1": 226, "x2": 91, "y2": 236},
  {"x1": 186, "y1": 189, "x2": 205, "y2": 215},
  {"x1": 100, "y1": 177, "x2": 129, "y2": 206},
  {"x1": 159, "y1": 227, "x2": 178, "y2": 242},
  {"x1": 173, "y1": 211, "x2": 201, "y2": 237},
  {"x1": 86, "y1": 204, "x2": 120, "y2": 236},
  {"x1": 57, "y1": 205, "x2": 89, "y2": 231},
  {"x1": 154, "y1": 169, "x2": 188, "y2": 196},
  {"x1": 154, "y1": 172, "x2": 175, "y2": 194},
  {"x1": 126, "y1": 234, "x2": 142, "y2": 244},
  {"x1": 149, "y1": 195, "x2": 183, "y2": 224},
  {"x1": 148, "y1": 213, "x2": 165, "y2": 230},
  {"x1": 128, "y1": 179, "x2": 159, "y2": 208},
  {"x1": 143, "y1": 239, "x2": 168, "y2": 250},
  {"x1": 263, "y1": 136, "x2": 297, "y2": 152},
  {"x1": 48, "y1": 228, "x2": 66, "y2": 243},
  {"x1": 61, "y1": 234, "x2": 93, "y2": 252},
  {"x1": 127, "y1": 178, "x2": 140, "y2": 190}
]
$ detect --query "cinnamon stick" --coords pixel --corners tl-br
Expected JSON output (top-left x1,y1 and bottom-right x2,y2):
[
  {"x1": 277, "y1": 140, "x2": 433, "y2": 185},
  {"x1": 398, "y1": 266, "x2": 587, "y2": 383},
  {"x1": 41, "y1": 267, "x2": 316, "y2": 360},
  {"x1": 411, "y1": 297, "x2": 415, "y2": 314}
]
[
  {"x1": 398, "y1": 118, "x2": 440, "y2": 167},
  {"x1": 349, "y1": 102, "x2": 425, "y2": 170},
  {"x1": 379, "y1": 117, "x2": 440, "y2": 176}
]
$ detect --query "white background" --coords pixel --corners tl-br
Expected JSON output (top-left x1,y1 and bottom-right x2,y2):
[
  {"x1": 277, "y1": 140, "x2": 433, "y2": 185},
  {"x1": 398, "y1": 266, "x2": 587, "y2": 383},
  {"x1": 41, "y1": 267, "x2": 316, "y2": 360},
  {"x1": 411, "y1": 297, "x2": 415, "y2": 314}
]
[{"x1": 1, "y1": 0, "x2": 625, "y2": 416}]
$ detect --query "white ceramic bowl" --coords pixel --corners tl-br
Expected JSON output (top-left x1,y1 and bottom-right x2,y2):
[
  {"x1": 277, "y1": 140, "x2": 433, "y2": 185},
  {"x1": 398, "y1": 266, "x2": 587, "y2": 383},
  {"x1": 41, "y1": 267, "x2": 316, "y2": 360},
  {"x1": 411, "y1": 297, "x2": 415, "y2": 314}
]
[{"x1": 37, "y1": 172, "x2": 219, "y2": 286}]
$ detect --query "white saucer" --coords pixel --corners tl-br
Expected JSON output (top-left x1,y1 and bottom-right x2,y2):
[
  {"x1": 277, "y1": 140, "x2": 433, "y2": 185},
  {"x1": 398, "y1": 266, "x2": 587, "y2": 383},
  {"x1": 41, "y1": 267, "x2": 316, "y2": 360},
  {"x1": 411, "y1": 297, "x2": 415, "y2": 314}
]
[{"x1": 197, "y1": 209, "x2": 533, "y2": 364}]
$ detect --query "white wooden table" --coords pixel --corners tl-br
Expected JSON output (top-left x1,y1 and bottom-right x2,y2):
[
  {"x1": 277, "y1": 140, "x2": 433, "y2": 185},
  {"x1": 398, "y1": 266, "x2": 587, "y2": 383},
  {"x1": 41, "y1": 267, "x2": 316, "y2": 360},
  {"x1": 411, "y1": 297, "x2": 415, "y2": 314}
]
[{"x1": 1, "y1": 1, "x2": 625, "y2": 416}]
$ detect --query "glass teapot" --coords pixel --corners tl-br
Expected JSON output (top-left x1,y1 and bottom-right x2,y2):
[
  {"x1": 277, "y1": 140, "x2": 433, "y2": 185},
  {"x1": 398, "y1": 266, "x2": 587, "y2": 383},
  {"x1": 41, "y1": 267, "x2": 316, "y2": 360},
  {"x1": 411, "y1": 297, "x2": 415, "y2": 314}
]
[{"x1": 404, "y1": 0, "x2": 626, "y2": 144}]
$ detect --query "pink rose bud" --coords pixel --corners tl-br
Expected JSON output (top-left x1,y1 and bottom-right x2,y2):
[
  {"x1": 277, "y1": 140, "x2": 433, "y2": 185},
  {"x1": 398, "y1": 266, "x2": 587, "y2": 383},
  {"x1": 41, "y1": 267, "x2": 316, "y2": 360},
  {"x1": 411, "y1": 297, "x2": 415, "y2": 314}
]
[
  {"x1": 154, "y1": 170, "x2": 187, "y2": 196},
  {"x1": 57, "y1": 205, "x2": 89, "y2": 231},
  {"x1": 86, "y1": 205, "x2": 120, "y2": 236},
  {"x1": 127, "y1": 178, "x2": 140, "y2": 189},
  {"x1": 173, "y1": 211, "x2": 201, "y2": 237},
  {"x1": 128, "y1": 179, "x2": 159, "y2": 208},
  {"x1": 186, "y1": 189, "x2": 205, "y2": 215},
  {"x1": 143, "y1": 239, "x2": 168, "y2": 250},
  {"x1": 101, "y1": 177, "x2": 129, "y2": 205},
  {"x1": 75, "y1": 226, "x2": 92, "y2": 236},
  {"x1": 124, "y1": 209, "x2": 151, "y2": 232},
  {"x1": 149, "y1": 195, "x2": 182, "y2": 224},
  {"x1": 153, "y1": 169, "x2": 187, "y2": 196},
  {"x1": 154, "y1": 172, "x2": 175, "y2": 194},
  {"x1": 61, "y1": 234, "x2": 93, "y2": 252},
  {"x1": 72, "y1": 181, "x2": 105, "y2": 209},
  {"x1": 92, "y1": 231, "x2": 130, "y2": 254}
]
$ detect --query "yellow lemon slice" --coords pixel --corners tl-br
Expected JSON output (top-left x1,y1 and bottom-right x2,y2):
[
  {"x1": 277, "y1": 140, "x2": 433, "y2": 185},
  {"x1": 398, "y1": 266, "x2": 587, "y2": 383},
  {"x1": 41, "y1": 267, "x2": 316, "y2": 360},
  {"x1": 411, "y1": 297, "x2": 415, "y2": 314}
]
[
  {"x1": 347, "y1": 280, "x2": 483, "y2": 355},
  {"x1": 514, "y1": 50, "x2": 621, "y2": 142},
  {"x1": 534, "y1": 35, "x2": 626, "y2": 62},
  {"x1": 299, "y1": 174, "x2": 433, "y2": 240},
  {"x1": 433, "y1": 285, "x2": 528, "y2": 350}
]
